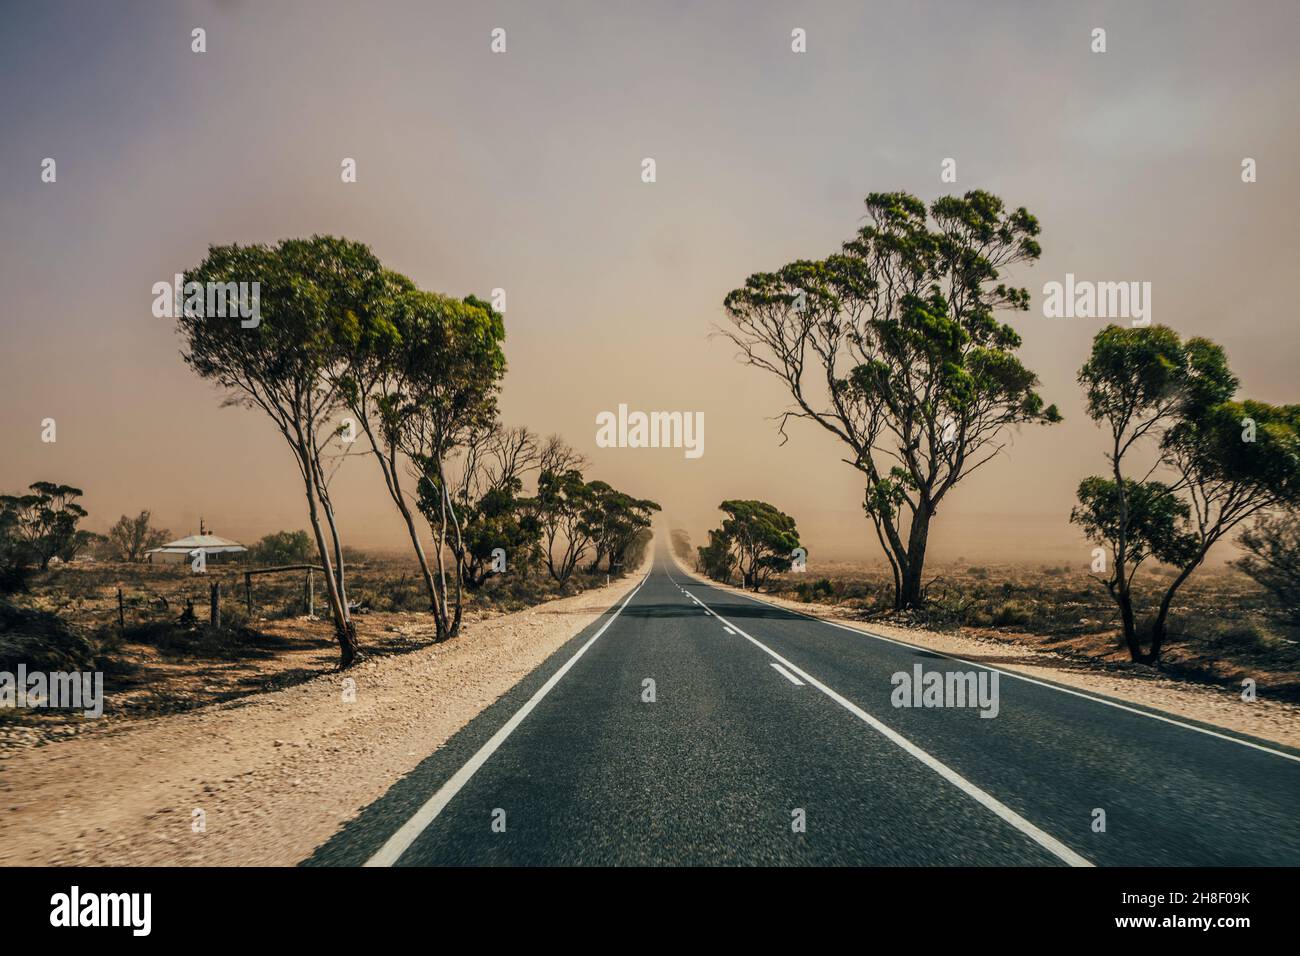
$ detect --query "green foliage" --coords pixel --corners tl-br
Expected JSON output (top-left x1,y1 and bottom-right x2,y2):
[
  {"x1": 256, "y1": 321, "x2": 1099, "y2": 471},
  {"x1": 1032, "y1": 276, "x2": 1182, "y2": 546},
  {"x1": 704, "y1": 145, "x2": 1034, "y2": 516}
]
[
  {"x1": 250, "y1": 530, "x2": 315, "y2": 566},
  {"x1": 723, "y1": 189, "x2": 1057, "y2": 609},
  {"x1": 449, "y1": 478, "x2": 541, "y2": 590},
  {"x1": 180, "y1": 236, "x2": 388, "y2": 409},
  {"x1": 580, "y1": 481, "x2": 660, "y2": 575},
  {"x1": 1071, "y1": 477, "x2": 1197, "y2": 569},
  {"x1": 394, "y1": 289, "x2": 507, "y2": 454},
  {"x1": 0, "y1": 482, "x2": 89, "y2": 585},
  {"x1": 1074, "y1": 324, "x2": 1300, "y2": 663},
  {"x1": 698, "y1": 500, "x2": 802, "y2": 589},
  {"x1": 696, "y1": 529, "x2": 737, "y2": 584}
]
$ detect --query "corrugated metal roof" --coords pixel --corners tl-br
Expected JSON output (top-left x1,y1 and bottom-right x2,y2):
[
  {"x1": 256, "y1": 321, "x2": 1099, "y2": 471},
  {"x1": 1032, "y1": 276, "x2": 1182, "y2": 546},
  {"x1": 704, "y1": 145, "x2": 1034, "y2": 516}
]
[{"x1": 146, "y1": 533, "x2": 247, "y2": 553}]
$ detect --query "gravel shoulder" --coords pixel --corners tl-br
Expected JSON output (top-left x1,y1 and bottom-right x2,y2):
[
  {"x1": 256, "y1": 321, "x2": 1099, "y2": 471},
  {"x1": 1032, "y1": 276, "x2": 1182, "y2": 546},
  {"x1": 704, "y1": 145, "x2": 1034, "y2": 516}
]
[
  {"x1": 0, "y1": 566, "x2": 646, "y2": 866},
  {"x1": 668, "y1": 552, "x2": 1300, "y2": 751}
]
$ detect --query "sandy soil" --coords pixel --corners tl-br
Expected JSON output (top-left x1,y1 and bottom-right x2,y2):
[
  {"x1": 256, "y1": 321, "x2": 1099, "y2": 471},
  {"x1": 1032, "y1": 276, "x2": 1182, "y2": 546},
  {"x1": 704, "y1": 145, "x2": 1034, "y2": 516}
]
[
  {"x1": 667, "y1": 552, "x2": 1300, "y2": 751},
  {"x1": 0, "y1": 568, "x2": 646, "y2": 866}
]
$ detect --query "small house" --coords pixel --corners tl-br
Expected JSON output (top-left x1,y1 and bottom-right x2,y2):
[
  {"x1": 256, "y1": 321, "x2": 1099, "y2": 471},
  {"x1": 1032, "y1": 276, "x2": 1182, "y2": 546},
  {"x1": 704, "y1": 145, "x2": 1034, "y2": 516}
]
[{"x1": 146, "y1": 531, "x2": 247, "y2": 565}]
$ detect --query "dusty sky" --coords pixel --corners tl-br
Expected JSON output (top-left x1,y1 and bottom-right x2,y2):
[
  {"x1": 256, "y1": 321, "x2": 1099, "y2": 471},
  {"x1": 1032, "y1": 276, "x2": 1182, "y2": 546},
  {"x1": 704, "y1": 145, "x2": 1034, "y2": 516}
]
[{"x1": 2, "y1": 0, "x2": 1297, "y2": 566}]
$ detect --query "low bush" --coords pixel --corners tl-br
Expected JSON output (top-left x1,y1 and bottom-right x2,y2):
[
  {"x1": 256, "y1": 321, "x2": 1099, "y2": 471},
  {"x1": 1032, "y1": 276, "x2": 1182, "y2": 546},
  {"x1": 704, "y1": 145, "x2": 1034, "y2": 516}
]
[{"x1": 0, "y1": 600, "x2": 98, "y2": 673}]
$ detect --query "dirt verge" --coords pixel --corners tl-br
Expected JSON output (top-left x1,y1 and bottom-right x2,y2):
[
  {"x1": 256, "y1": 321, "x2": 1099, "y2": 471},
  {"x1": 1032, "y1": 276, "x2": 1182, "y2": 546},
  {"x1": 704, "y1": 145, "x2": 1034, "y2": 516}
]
[{"x1": 0, "y1": 566, "x2": 646, "y2": 866}]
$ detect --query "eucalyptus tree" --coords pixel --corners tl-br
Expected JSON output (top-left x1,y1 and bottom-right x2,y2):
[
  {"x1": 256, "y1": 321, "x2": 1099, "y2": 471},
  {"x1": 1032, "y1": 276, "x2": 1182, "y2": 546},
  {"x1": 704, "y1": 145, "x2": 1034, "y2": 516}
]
[
  {"x1": 332, "y1": 270, "x2": 441, "y2": 611},
  {"x1": 1236, "y1": 510, "x2": 1300, "y2": 623},
  {"x1": 716, "y1": 499, "x2": 801, "y2": 589},
  {"x1": 177, "y1": 236, "x2": 386, "y2": 666},
  {"x1": 696, "y1": 529, "x2": 737, "y2": 584},
  {"x1": 1072, "y1": 324, "x2": 1300, "y2": 663},
  {"x1": 398, "y1": 292, "x2": 506, "y2": 640},
  {"x1": 0, "y1": 482, "x2": 88, "y2": 577},
  {"x1": 533, "y1": 468, "x2": 595, "y2": 585},
  {"x1": 722, "y1": 191, "x2": 1059, "y2": 609},
  {"x1": 106, "y1": 511, "x2": 170, "y2": 562},
  {"x1": 448, "y1": 425, "x2": 543, "y2": 590}
]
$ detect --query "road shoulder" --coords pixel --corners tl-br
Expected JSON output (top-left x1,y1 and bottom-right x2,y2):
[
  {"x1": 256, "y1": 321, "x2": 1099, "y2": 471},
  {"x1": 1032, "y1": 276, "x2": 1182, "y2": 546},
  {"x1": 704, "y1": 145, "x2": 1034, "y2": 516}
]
[{"x1": 0, "y1": 566, "x2": 648, "y2": 866}]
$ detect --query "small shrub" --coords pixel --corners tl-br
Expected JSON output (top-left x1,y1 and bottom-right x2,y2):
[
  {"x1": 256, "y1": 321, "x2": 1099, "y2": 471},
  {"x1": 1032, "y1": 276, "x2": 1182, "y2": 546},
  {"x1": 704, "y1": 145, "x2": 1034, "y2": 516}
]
[
  {"x1": 0, "y1": 600, "x2": 97, "y2": 672},
  {"x1": 991, "y1": 599, "x2": 1034, "y2": 627},
  {"x1": 795, "y1": 578, "x2": 835, "y2": 602}
]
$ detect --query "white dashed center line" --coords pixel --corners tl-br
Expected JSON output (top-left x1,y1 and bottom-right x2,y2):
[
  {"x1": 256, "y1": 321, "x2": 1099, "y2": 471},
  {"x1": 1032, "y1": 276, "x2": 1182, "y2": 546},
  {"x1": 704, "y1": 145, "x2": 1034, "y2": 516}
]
[{"x1": 769, "y1": 662, "x2": 805, "y2": 686}]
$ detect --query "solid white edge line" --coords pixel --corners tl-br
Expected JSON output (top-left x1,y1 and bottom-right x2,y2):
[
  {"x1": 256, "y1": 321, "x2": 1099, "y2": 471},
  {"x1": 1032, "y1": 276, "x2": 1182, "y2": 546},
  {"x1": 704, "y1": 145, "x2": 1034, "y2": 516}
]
[
  {"x1": 363, "y1": 570, "x2": 651, "y2": 867},
  {"x1": 672, "y1": 577, "x2": 1092, "y2": 867},
  {"x1": 698, "y1": 570, "x2": 1300, "y2": 765},
  {"x1": 770, "y1": 661, "x2": 806, "y2": 686}
]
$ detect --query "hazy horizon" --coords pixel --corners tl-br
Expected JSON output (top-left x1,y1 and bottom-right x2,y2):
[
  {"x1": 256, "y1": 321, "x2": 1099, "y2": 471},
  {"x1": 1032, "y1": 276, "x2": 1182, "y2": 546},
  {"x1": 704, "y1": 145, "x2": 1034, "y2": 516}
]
[{"x1": 3, "y1": 1, "x2": 1297, "y2": 568}]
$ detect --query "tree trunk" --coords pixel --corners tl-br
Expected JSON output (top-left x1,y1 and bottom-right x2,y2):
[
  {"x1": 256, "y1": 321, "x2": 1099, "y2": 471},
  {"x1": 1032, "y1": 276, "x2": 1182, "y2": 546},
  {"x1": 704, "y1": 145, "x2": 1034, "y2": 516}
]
[
  {"x1": 442, "y1": 478, "x2": 465, "y2": 638},
  {"x1": 397, "y1": 493, "x2": 439, "y2": 613},
  {"x1": 295, "y1": 439, "x2": 355, "y2": 667},
  {"x1": 1147, "y1": 553, "x2": 1206, "y2": 665},
  {"x1": 423, "y1": 453, "x2": 459, "y2": 642},
  {"x1": 1108, "y1": 437, "x2": 1150, "y2": 664},
  {"x1": 314, "y1": 461, "x2": 348, "y2": 607},
  {"x1": 1113, "y1": 585, "x2": 1147, "y2": 663},
  {"x1": 372, "y1": 435, "x2": 440, "y2": 614},
  {"x1": 897, "y1": 508, "x2": 932, "y2": 610},
  {"x1": 338, "y1": 620, "x2": 360, "y2": 668}
]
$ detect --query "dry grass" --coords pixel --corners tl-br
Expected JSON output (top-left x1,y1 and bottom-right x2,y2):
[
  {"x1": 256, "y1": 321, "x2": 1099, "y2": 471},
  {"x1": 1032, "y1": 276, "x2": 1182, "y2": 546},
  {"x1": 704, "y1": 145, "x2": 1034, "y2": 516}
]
[
  {"x1": 0, "y1": 554, "x2": 616, "y2": 742},
  {"x1": 764, "y1": 560, "x2": 1300, "y2": 700}
]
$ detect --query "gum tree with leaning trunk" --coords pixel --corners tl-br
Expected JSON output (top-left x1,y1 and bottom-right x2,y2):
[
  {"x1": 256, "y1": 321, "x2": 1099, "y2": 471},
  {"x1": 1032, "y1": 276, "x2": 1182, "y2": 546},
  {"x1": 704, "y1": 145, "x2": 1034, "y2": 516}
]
[
  {"x1": 396, "y1": 291, "x2": 506, "y2": 641},
  {"x1": 178, "y1": 236, "x2": 387, "y2": 667},
  {"x1": 1073, "y1": 324, "x2": 1300, "y2": 664},
  {"x1": 722, "y1": 190, "x2": 1060, "y2": 610},
  {"x1": 332, "y1": 269, "x2": 442, "y2": 613}
]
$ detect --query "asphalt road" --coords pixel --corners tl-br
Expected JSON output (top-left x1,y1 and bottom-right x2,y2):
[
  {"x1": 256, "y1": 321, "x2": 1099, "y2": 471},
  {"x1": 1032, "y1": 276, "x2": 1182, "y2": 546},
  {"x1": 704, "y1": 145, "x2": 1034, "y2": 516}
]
[{"x1": 307, "y1": 544, "x2": 1300, "y2": 867}]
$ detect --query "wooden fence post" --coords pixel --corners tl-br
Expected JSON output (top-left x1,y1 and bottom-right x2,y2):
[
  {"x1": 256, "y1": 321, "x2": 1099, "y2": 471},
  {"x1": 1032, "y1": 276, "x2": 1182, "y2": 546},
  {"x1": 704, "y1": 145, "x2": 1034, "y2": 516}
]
[
  {"x1": 305, "y1": 569, "x2": 314, "y2": 617},
  {"x1": 210, "y1": 581, "x2": 221, "y2": 629},
  {"x1": 244, "y1": 572, "x2": 252, "y2": 614},
  {"x1": 117, "y1": 588, "x2": 125, "y2": 630}
]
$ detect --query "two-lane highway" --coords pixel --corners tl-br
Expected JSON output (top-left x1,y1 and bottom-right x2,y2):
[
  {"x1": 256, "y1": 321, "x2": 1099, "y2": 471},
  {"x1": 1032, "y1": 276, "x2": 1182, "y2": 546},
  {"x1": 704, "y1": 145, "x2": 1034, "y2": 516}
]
[{"x1": 306, "y1": 543, "x2": 1300, "y2": 867}]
